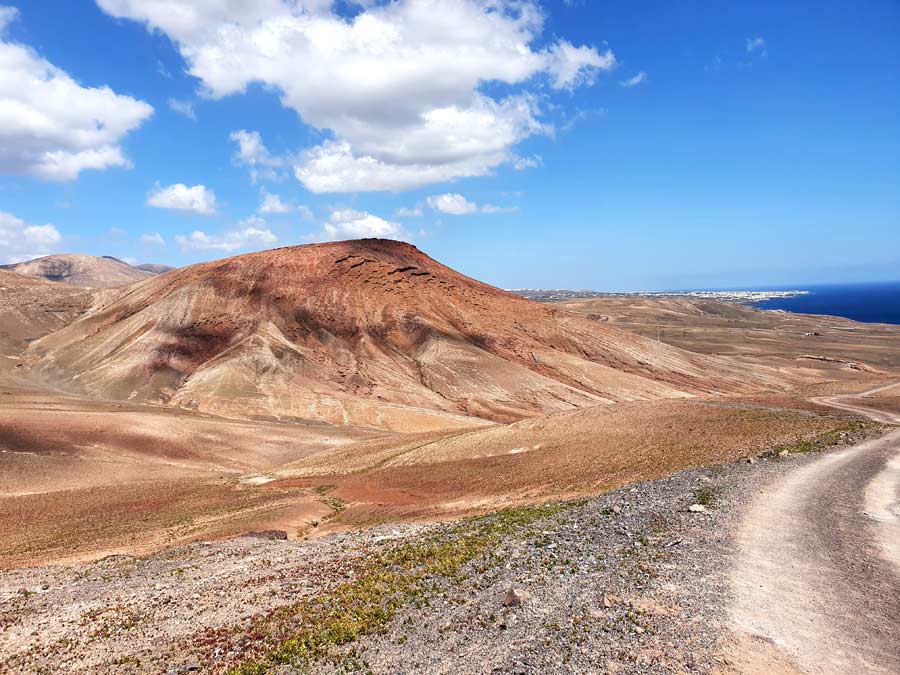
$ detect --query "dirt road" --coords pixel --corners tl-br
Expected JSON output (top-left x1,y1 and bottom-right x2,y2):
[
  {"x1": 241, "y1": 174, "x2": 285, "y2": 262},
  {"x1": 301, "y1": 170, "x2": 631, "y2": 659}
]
[{"x1": 731, "y1": 384, "x2": 900, "y2": 674}]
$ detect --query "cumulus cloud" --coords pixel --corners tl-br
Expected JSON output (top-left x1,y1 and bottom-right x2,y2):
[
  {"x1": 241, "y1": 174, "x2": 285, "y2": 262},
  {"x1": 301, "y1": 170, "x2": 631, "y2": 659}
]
[
  {"x1": 230, "y1": 129, "x2": 285, "y2": 182},
  {"x1": 257, "y1": 189, "x2": 313, "y2": 220},
  {"x1": 167, "y1": 98, "x2": 195, "y2": 119},
  {"x1": 0, "y1": 211, "x2": 62, "y2": 263},
  {"x1": 394, "y1": 205, "x2": 423, "y2": 218},
  {"x1": 174, "y1": 218, "x2": 277, "y2": 252},
  {"x1": 0, "y1": 7, "x2": 153, "y2": 181},
  {"x1": 258, "y1": 190, "x2": 291, "y2": 214},
  {"x1": 308, "y1": 209, "x2": 408, "y2": 242},
  {"x1": 545, "y1": 41, "x2": 616, "y2": 90},
  {"x1": 295, "y1": 140, "x2": 509, "y2": 193},
  {"x1": 97, "y1": 0, "x2": 615, "y2": 192},
  {"x1": 230, "y1": 130, "x2": 279, "y2": 165},
  {"x1": 512, "y1": 155, "x2": 542, "y2": 170},
  {"x1": 140, "y1": 232, "x2": 165, "y2": 246},
  {"x1": 427, "y1": 193, "x2": 478, "y2": 215},
  {"x1": 427, "y1": 192, "x2": 516, "y2": 215},
  {"x1": 620, "y1": 71, "x2": 647, "y2": 88},
  {"x1": 0, "y1": 6, "x2": 17, "y2": 32},
  {"x1": 147, "y1": 183, "x2": 216, "y2": 215}
]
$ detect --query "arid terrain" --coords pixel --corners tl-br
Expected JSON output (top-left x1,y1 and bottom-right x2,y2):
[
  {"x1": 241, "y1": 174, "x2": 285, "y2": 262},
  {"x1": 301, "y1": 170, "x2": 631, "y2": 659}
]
[
  {"x1": 557, "y1": 294, "x2": 900, "y2": 386},
  {"x1": 1, "y1": 254, "x2": 159, "y2": 289},
  {"x1": 1, "y1": 241, "x2": 898, "y2": 674}
]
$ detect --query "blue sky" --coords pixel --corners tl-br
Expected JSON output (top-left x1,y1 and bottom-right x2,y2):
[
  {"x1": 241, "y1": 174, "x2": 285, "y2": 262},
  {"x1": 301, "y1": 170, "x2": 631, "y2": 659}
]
[{"x1": 0, "y1": 0, "x2": 897, "y2": 291}]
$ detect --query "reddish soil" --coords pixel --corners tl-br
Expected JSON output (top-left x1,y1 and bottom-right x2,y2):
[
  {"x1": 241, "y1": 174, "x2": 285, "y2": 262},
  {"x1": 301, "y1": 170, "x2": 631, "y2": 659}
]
[
  {"x1": 269, "y1": 397, "x2": 873, "y2": 529},
  {"x1": 844, "y1": 396, "x2": 900, "y2": 416}
]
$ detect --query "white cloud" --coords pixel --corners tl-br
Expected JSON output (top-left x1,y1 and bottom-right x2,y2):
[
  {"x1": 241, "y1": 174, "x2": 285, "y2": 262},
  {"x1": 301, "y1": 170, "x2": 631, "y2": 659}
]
[
  {"x1": 0, "y1": 6, "x2": 17, "y2": 32},
  {"x1": 545, "y1": 41, "x2": 616, "y2": 90},
  {"x1": 295, "y1": 139, "x2": 510, "y2": 193},
  {"x1": 167, "y1": 98, "x2": 195, "y2": 119},
  {"x1": 746, "y1": 36, "x2": 766, "y2": 54},
  {"x1": 620, "y1": 71, "x2": 647, "y2": 88},
  {"x1": 512, "y1": 155, "x2": 542, "y2": 170},
  {"x1": 156, "y1": 60, "x2": 172, "y2": 79},
  {"x1": 426, "y1": 192, "x2": 516, "y2": 215},
  {"x1": 97, "y1": 0, "x2": 615, "y2": 192},
  {"x1": 310, "y1": 208, "x2": 408, "y2": 242},
  {"x1": 0, "y1": 211, "x2": 62, "y2": 263},
  {"x1": 174, "y1": 219, "x2": 277, "y2": 252},
  {"x1": 427, "y1": 193, "x2": 478, "y2": 215},
  {"x1": 230, "y1": 129, "x2": 284, "y2": 182},
  {"x1": 140, "y1": 232, "x2": 165, "y2": 246},
  {"x1": 257, "y1": 189, "x2": 313, "y2": 220},
  {"x1": 0, "y1": 8, "x2": 153, "y2": 181},
  {"x1": 258, "y1": 191, "x2": 290, "y2": 214},
  {"x1": 230, "y1": 129, "x2": 280, "y2": 167},
  {"x1": 147, "y1": 183, "x2": 216, "y2": 215},
  {"x1": 394, "y1": 205, "x2": 423, "y2": 218}
]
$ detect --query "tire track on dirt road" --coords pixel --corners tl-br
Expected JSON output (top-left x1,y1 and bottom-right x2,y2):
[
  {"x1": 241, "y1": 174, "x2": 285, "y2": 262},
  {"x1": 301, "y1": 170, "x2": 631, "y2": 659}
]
[{"x1": 730, "y1": 383, "x2": 900, "y2": 675}]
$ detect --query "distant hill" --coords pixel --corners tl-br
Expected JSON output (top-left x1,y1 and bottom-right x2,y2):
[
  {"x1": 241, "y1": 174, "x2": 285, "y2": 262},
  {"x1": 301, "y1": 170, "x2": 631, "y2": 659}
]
[
  {"x1": 0, "y1": 269, "x2": 95, "y2": 355},
  {"x1": 27, "y1": 239, "x2": 794, "y2": 431},
  {"x1": 2, "y1": 254, "x2": 153, "y2": 288},
  {"x1": 135, "y1": 263, "x2": 175, "y2": 275}
]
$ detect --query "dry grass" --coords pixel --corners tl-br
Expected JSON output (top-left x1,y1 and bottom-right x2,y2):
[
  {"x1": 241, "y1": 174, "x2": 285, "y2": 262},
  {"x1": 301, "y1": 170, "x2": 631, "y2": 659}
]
[
  {"x1": 1, "y1": 390, "x2": 874, "y2": 568},
  {"x1": 0, "y1": 479, "x2": 328, "y2": 569},
  {"x1": 557, "y1": 296, "x2": 900, "y2": 374},
  {"x1": 843, "y1": 396, "x2": 900, "y2": 416},
  {"x1": 269, "y1": 397, "x2": 879, "y2": 528}
]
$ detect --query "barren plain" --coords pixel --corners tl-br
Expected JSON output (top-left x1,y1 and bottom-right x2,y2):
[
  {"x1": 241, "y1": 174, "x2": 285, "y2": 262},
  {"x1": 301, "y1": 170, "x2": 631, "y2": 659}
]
[{"x1": 0, "y1": 241, "x2": 898, "y2": 674}]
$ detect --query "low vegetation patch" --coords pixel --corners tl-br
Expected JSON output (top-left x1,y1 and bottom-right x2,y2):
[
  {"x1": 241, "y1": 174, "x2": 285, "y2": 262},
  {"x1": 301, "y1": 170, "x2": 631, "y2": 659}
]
[
  {"x1": 692, "y1": 486, "x2": 715, "y2": 507},
  {"x1": 762, "y1": 419, "x2": 882, "y2": 458},
  {"x1": 230, "y1": 500, "x2": 581, "y2": 674}
]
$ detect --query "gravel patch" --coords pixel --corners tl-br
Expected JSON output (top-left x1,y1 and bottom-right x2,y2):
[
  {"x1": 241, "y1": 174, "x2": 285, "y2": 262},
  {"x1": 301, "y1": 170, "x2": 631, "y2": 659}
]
[
  {"x1": 0, "y1": 525, "x2": 431, "y2": 674},
  {"x1": 308, "y1": 461, "x2": 784, "y2": 675}
]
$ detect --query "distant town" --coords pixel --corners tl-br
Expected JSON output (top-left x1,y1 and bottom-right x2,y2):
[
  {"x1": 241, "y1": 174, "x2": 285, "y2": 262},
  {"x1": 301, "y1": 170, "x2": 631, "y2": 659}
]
[{"x1": 509, "y1": 288, "x2": 810, "y2": 305}]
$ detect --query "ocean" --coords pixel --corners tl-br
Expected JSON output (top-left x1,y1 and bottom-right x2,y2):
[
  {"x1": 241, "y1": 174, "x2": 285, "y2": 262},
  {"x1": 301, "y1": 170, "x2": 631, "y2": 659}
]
[{"x1": 754, "y1": 281, "x2": 900, "y2": 325}]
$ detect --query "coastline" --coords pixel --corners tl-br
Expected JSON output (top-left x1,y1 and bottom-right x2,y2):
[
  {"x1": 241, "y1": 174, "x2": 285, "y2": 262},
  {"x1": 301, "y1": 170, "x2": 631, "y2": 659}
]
[{"x1": 513, "y1": 282, "x2": 900, "y2": 326}]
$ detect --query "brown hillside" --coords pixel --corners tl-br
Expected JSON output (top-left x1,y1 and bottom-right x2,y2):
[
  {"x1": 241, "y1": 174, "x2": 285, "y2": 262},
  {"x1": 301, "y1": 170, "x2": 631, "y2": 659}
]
[
  {"x1": 136, "y1": 263, "x2": 176, "y2": 275},
  {"x1": 27, "y1": 239, "x2": 795, "y2": 430},
  {"x1": 0, "y1": 269, "x2": 95, "y2": 356}
]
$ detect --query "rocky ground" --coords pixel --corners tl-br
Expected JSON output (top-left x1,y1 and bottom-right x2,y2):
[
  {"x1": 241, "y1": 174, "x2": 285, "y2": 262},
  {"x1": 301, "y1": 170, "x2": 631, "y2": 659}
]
[{"x1": 0, "y1": 423, "x2": 881, "y2": 675}]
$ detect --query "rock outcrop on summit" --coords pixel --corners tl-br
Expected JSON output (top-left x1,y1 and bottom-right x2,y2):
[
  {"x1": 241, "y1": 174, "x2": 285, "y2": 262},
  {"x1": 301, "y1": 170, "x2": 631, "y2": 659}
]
[{"x1": 26, "y1": 239, "x2": 792, "y2": 430}]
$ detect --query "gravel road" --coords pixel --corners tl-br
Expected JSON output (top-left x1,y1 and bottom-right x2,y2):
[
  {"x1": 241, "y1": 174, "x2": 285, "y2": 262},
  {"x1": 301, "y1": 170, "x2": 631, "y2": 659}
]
[{"x1": 730, "y1": 384, "x2": 900, "y2": 675}]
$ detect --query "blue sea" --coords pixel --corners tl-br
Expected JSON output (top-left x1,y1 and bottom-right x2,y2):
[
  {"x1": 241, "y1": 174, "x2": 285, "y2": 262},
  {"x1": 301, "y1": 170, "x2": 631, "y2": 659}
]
[{"x1": 754, "y1": 282, "x2": 900, "y2": 325}]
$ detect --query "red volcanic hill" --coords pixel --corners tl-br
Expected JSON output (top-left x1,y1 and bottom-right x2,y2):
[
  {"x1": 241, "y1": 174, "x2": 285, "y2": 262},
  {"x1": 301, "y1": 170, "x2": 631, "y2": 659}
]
[{"x1": 27, "y1": 239, "x2": 789, "y2": 431}]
